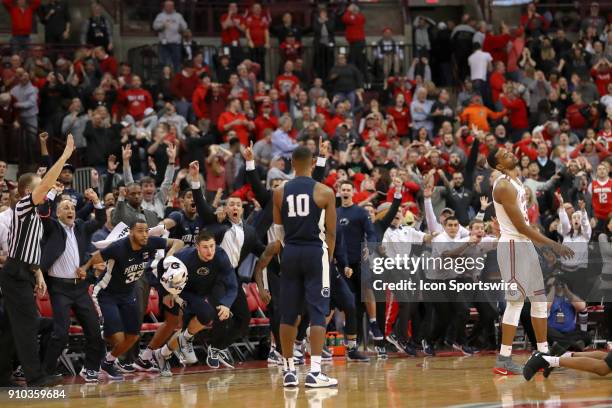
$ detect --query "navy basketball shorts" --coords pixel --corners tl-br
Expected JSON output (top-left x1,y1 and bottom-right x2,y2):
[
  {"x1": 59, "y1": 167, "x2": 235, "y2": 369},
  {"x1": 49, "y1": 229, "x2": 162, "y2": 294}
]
[
  {"x1": 605, "y1": 352, "x2": 612, "y2": 370},
  {"x1": 330, "y1": 267, "x2": 355, "y2": 314},
  {"x1": 158, "y1": 292, "x2": 181, "y2": 317},
  {"x1": 280, "y1": 244, "x2": 330, "y2": 327},
  {"x1": 180, "y1": 291, "x2": 217, "y2": 326},
  {"x1": 97, "y1": 290, "x2": 140, "y2": 336}
]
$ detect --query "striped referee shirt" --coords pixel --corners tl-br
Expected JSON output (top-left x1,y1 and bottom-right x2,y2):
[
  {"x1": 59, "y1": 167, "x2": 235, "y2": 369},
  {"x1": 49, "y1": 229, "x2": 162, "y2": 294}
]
[{"x1": 8, "y1": 194, "x2": 43, "y2": 266}]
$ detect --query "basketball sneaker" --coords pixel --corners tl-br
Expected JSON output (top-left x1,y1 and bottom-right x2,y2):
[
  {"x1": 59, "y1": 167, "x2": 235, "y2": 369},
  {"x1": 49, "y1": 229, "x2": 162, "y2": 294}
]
[
  {"x1": 368, "y1": 321, "x2": 384, "y2": 341},
  {"x1": 523, "y1": 352, "x2": 550, "y2": 381},
  {"x1": 177, "y1": 332, "x2": 198, "y2": 364},
  {"x1": 11, "y1": 366, "x2": 24, "y2": 381},
  {"x1": 267, "y1": 347, "x2": 283, "y2": 365},
  {"x1": 79, "y1": 367, "x2": 99, "y2": 383},
  {"x1": 304, "y1": 372, "x2": 338, "y2": 388},
  {"x1": 283, "y1": 370, "x2": 299, "y2": 387},
  {"x1": 100, "y1": 359, "x2": 123, "y2": 381},
  {"x1": 321, "y1": 346, "x2": 333, "y2": 362},
  {"x1": 134, "y1": 356, "x2": 159, "y2": 372},
  {"x1": 217, "y1": 349, "x2": 235, "y2": 369},
  {"x1": 375, "y1": 345, "x2": 388, "y2": 359},
  {"x1": 421, "y1": 339, "x2": 435, "y2": 357},
  {"x1": 115, "y1": 361, "x2": 136, "y2": 374},
  {"x1": 206, "y1": 346, "x2": 220, "y2": 369},
  {"x1": 493, "y1": 354, "x2": 523, "y2": 376},
  {"x1": 153, "y1": 349, "x2": 172, "y2": 377},
  {"x1": 543, "y1": 342, "x2": 567, "y2": 378},
  {"x1": 388, "y1": 334, "x2": 417, "y2": 357},
  {"x1": 347, "y1": 346, "x2": 370, "y2": 362},
  {"x1": 452, "y1": 343, "x2": 480, "y2": 356}
]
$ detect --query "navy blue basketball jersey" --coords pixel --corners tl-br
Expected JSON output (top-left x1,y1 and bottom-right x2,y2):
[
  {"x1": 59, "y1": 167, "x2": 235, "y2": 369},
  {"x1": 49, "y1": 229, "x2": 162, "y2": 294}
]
[{"x1": 281, "y1": 176, "x2": 326, "y2": 247}]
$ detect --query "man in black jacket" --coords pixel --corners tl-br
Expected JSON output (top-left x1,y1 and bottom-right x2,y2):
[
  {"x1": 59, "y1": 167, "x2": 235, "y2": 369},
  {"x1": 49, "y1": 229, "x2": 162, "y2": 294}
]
[{"x1": 40, "y1": 187, "x2": 106, "y2": 382}]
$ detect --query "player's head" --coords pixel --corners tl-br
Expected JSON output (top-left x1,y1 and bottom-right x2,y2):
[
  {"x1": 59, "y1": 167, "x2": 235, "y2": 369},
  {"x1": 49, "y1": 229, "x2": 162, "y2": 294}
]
[
  {"x1": 469, "y1": 219, "x2": 485, "y2": 238},
  {"x1": 487, "y1": 148, "x2": 518, "y2": 172},
  {"x1": 126, "y1": 182, "x2": 143, "y2": 208},
  {"x1": 195, "y1": 230, "x2": 216, "y2": 261},
  {"x1": 56, "y1": 199, "x2": 76, "y2": 227},
  {"x1": 129, "y1": 220, "x2": 149, "y2": 247},
  {"x1": 179, "y1": 190, "x2": 196, "y2": 216},
  {"x1": 225, "y1": 196, "x2": 243, "y2": 224},
  {"x1": 339, "y1": 181, "x2": 354, "y2": 201},
  {"x1": 291, "y1": 146, "x2": 314, "y2": 175},
  {"x1": 443, "y1": 216, "x2": 460, "y2": 238},
  {"x1": 16, "y1": 173, "x2": 41, "y2": 200},
  {"x1": 596, "y1": 162, "x2": 609, "y2": 179}
]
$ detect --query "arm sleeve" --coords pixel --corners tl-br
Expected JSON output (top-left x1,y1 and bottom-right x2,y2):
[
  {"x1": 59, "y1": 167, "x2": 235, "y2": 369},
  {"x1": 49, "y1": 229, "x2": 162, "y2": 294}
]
[
  {"x1": 557, "y1": 207, "x2": 571, "y2": 236},
  {"x1": 246, "y1": 163, "x2": 271, "y2": 208},
  {"x1": 580, "y1": 210, "x2": 591, "y2": 239},
  {"x1": 424, "y1": 198, "x2": 443, "y2": 234},
  {"x1": 218, "y1": 256, "x2": 238, "y2": 307},
  {"x1": 378, "y1": 196, "x2": 401, "y2": 233},
  {"x1": 123, "y1": 162, "x2": 134, "y2": 185},
  {"x1": 364, "y1": 215, "x2": 378, "y2": 243},
  {"x1": 84, "y1": 205, "x2": 107, "y2": 235},
  {"x1": 191, "y1": 182, "x2": 217, "y2": 226},
  {"x1": 156, "y1": 164, "x2": 175, "y2": 207}
]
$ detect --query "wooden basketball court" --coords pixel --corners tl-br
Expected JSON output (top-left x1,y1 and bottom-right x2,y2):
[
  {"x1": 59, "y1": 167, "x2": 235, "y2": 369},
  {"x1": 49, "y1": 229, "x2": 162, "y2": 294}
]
[{"x1": 2, "y1": 353, "x2": 611, "y2": 408}]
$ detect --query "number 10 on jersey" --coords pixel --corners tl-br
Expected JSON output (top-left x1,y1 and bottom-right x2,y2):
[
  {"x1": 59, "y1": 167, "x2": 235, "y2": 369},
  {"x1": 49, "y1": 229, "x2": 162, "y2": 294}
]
[{"x1": 286, "y1": 194, "x2": 310, "y2": 217}]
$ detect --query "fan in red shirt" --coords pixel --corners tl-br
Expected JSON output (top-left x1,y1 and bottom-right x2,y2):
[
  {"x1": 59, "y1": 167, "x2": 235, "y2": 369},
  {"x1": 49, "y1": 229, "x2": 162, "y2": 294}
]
[
  {"x1": 192, "y1": 73, "x2": 211, "y2": 121},
  {"x1": 115, "y1": 75, "x2": 153, "y2": 121},
  {"x1": 171, "y1": 62, "x2": 199, "y2": 101},
  {"x1": 342, "y1": 4, "x2": 365, "y2": 44},
  {"x1": 565, "y1": 91, "x2": 589, "y2": 131},
  {"x1": 385, "y1": 168, "x2": 421, "y2": 214},
  {"x1": 386, "y1": 93, "x2": 411, "y2": 138},
  {"x1": 591, "y1": 59, "x2": 611, "y2": 97},
  {"x1": 220, "y1": 3, "x2": 244, "y2": 46},
  {"x1": 499, "y1": 84, "x2": 529, "y2": 137},
  {"x1": 279, "y1": 34, "x2": 302, "y2": 64},
  {"x1": 274, "y1": 60, "x2": 300, "y2": 97},
  {"x1": 3, "y1": 0, "x2": 40, "y2": 37},
  {"x1": 217, "y1": 97, "x2": 254, "y2": 145},
  {"x1": 245, "y1": 4, "x2": 269, "y2": 47},
  {"x1": 489, "y1": 61, "x2": 506, "y2": 104},
  {"x1": 361, "y1": 113, "x2": 387, "y2": 145},
  {"x1": 253, "y1": 101, "x2": 278, "y2": 140},
  {"x1": 94, "y1": 46, "x2": 117, "y2": 78},
  {"x1": 268, "y1": 88, "x2": 288, "y2": 117},
  {"x1": 482, "y1": 22, "x2": 511, "y2": 64},
  {"x1": 387, "y1": 76, "x2": 415, "y2": 106},
  {"x1": 591, "y1": 163, "x2": 611, "y2": 223}
]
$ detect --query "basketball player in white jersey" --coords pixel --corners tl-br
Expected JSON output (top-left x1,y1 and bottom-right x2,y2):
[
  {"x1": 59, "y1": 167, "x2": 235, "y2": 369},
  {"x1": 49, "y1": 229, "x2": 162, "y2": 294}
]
[{"x1": 487, "y1": 148, "x2": 574, "y2": 375}]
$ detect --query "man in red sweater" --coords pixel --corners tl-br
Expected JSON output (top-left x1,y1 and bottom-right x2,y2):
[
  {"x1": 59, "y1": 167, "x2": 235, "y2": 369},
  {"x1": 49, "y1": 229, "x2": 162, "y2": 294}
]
[
  {"x1": 116, "y1": 75, "x2": 153, "y2": 122},
  {"x1": 482, "y1": 22, "x2": 511, "y2": 65},
  {"x1": 274, "y1": 60, "x2": 300, "y2": 97},
  {"x1": 245, "y1": 3, "x2": 269, "y2": 80},
  {"x1": 171, "y1": 60, "x2": 199, "y2": 122},
  {"x1": 3, "y1": 0, "x2": 40, "y2": 52},
  {"x1": 565, "y1": 91, "x2": 589, "y2": 137},
  {"x1": 489, "y1": 61, "x2": 506, "y2": 105},
  {"x1": 342, "y1": 3, "x2": 367, "y2": 79},
  {"x1": 94, "y1": 46, "x2": 118, "y2": 78},
  {"x1": 220, "y1": 2, "x2": 245, "y2": 66},
  {"x1": 591, "y1": 59, "x2": 611, "y2": 97},
  {"x1": 499, "y1": 82, "x2": 529, "y2": 141},
  {"x1": 217, "y1": 97, "x2": 254, "y2": 145},
  {"x1": 192, "y1": 73, "x2": 211, "y2": 122},
  {"x1": 253, "y1": 102, "x2": 278, "y2": 140}
]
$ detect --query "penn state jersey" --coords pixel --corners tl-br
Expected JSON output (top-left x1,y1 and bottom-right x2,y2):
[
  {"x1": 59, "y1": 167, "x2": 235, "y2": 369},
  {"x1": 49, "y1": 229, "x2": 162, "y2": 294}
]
[
  {"x1": 97, "y1": 236, "x2": 167, "y2": 293},
  {"x1": 167, "y1": 210, "x2": 201, "y2": 246},
  {"x1": 492, "y1": 175, "x2": 530, "y2": 239},
  {"x1": 281, "y1": 176, "x2": 326, "y2": 247}
]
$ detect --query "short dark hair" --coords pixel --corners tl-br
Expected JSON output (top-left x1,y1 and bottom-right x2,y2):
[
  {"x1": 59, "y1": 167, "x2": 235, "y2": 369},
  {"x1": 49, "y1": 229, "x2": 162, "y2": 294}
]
[
  {"x1": 291, "y1": 145, "x2": 313, "y2": 163},
  {"x1": 339, "y1": 180, "x2": 353, "y2": 189},
  {"x1": 229, "y1": 137, "x2": 240, "y2": 147},
  {"x1": 487, "y1": 149, "x2": 499, "y2": 169},
  {"x1": 469, "y1": 219, "x2": 484, "y2": 229},
  {"x1": 129, "y1": 219, "x2": 148, "y2": 229},
  {"x1": 443, "y1": 215, "x2": 459, "y2": 225},
  {"x1": 195, "y1": 230, "x2": 215, "y2": 244},
  {"x1": 140, "y1": 176, "x2": 156, "y2": 186},
  {"x1": 17, "y1": 172, "x2": 37, "y2": 198}
]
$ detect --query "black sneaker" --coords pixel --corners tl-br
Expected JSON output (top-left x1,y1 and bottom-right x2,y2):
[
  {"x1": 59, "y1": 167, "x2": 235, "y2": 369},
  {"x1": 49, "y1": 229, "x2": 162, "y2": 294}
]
[
  {"x1": 523, "y1": 352, "x2": 550, "y2": 381},
  {"x1": 217, "y1": 349, "x2": 235, "y2": 369},
  {"x1": 134, "y1": 356, "x2": 159, "y2": 372},
  {"x1": 11, "y1": 366, "x2": 25, "y2": 381},
  {"x1": 421, "y1": 339, "x2": 435, "y2": 356},
  {"x1": 79, "y1": 367, "x2": 99, "y2": 383},
  {"x1": 100, "y1": 359, "x2": 124, "y2": 381},
  {"x1": 28, "y1": 375, "x2": 64, "y2": 387},
  {"x1": 543, "y1": 343, "x2": 567, "y2": 378},
  {"x1": 347, "y1": 346, "x2": 370, "y2": 362},
  {"x1": 115, "y1": 361, "x2": 136, "y2": 374},
  {"x1": 368, "y1": 321, "x2": 384, "y2": 341}
]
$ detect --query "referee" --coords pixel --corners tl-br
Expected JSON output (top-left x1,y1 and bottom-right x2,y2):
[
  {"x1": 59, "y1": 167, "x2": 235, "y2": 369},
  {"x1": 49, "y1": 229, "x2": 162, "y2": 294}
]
[{"x1": 0, "y1": 134, "x2": 75, "y2": 387}]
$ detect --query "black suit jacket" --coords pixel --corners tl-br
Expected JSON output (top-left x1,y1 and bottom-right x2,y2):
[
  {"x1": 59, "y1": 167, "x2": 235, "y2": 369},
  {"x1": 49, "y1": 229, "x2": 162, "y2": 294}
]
[{"x1": 39, "y1": 203, "x2": 106, "y2": 273}]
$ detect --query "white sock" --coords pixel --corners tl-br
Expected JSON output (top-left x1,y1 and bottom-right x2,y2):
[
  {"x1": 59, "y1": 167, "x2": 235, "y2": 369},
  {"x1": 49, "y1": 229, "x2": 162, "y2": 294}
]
[
  {"x1": 106, "y1": 352, "x2": 117, "y2": 362},
  {"x1": 142, "y1": 347, "x2": 153, "y2": 361},
  {"x1": 282, "y1": 357, "x2": 288, "y2": 371},
  {"x1": 288, "y1": 357, "x2": 295, "y2": 372},
  {"x1": 542, "y1": 355, "x2": 559, "y2": 367},
  {"x1": 537, "y1": 342, "x2": 549, "y2": 354},
  {"x1": 561, "y1": 352, "x2": 573, "y2": 358},
  {"x1": 183, "y1": 329, "x2": 194, "y2": 340},
  {"x1": 369, "y1": 318, "x2": 377, "y2": 324},
  {"x1": 348, "y1": 339, "x2": 357, "y2": 349},
  {"x1": 161, "y1": 345, "x2": 173, "y2": 358},
  {"x1": 310, "y1": 356, "x2": 321, "y2": 373},
  {"x1": 500, "y1": 344, "x2": 512, "y2": 357}
]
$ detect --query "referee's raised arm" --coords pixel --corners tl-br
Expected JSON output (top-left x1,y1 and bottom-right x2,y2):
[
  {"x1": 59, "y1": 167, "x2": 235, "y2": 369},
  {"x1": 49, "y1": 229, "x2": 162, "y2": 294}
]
[{"x1": 31, "y1": 134, "x2": 76, "y2": 205}]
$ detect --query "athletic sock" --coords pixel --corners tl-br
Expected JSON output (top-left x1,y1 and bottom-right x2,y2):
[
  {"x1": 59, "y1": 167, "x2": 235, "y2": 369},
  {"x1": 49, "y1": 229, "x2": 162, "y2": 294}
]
[
  {"x1": 106, "y1": 352, "x2": 117, "y2": 362},
  {"x1": 347, "y1": 339, "x2": 357, "y2": 349},
  {"x1": 282, "y1": 357, "x2": 288, "y2": 371},
  {"x1": 183, "y1": 329, "x2": 194, "y2": 340},
  {"x1": 142, "y1": 348, "x2": 153, "y2": 361},
  {"x1": 161, "y1": 345, "x2": 173, "y2": 358},
  {"x1": 542, "y1": 355, "x2": 559, "y2": 367},
  {"x1": 288, "y1": 357, "x2": 295, "y2": 372},
  {"x1": 369, "y1": 318, "x2": 377, "y2": 324},
  {"x1": 561, "y1": 352, "x2": 573, "y2": 358},
  {"x1": 499, "y1": 344, "x2": 512, "y2": 357},
  {"x1": 537, "y1": 342, "x2": 549, "y2": 354},
  {"x1": 310, "y1": 356, "x2": 321, "y2": 373}
]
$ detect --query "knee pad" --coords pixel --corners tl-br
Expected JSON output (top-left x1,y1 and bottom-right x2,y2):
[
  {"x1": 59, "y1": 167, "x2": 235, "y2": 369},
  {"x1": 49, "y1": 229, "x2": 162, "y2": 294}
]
[
  {"x1": 502, "y1": 300, "x2": 523, "y2": 326},
  {"x1": 530, "y1": 301, "x2": 548, "y2": 319}
]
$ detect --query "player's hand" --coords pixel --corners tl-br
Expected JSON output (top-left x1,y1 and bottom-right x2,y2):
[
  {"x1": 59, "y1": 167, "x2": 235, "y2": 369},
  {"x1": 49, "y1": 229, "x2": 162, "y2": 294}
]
[
  {"x1": 39, "y1": 131, "x2": 49, "y2": 143},
  {"x1": 62, "y1": 134, "x2": 75, "y2": 158},
  {"x1": 242, "y1": 141, "x2": 254, "y2": 161},
  {"x1": 76, "y1": 266, "x2": 87, "y2": 279},
  {"x1": 217, "y1": 305, "x2": 231, "y2": 321},
  {"x1": 318, "y1": 136, "x2": 330, "y2": 157},
  {"x1": 53, "y1": 181, "x2": 65, "y2": 195},
  {"x1": 163, "y1": 294, "x2": 174, "y2": 309},
  {"x1": 552, "y1": 242, "x2": 575, "y2": 260},
  {"x1": 257, "y1": 285, "x2": 271, "y2": 305},
  {"x1": 34, "y1": 269, "x2": 46, "y2": 296},
  {"x1": 344, "y1": 267, "x2": 353, "y2": 279}
]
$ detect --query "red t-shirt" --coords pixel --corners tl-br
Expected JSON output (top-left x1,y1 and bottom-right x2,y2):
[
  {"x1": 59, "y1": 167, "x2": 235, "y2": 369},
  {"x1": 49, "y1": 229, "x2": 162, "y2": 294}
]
[
  {"x1": 120, "y1": 88, "x2": 153, "y2": 121},
  {"x1": 253, "y1": 113, "x2": 278, "y2": 140},
  {"x1": 245, "y1": 14, "x2": 269, "y2": 47},
  {"x1": 220, "y1": 13, "x2": 243, "y2": 45},
  {"x1": 192, "y1": 84, "x2": 209, "y2": 120},
  {"x1": 217, "y1": 110, "x2": 250, "y2": 145},
  {"x1": 274, "y1": 73, "x2": 299, "y2": 96},
  {"x1": 386, "y1": 106, "x2": 411, "y2": 137},
  {"x1": 565, "y1": 103, "x2": 588, "y2": 130},
  {"x1": 591, "y1": 67, "x2": 611, "y2": 97},
  {"x1": 342, "y1": 11, "x2": 365, "y2": 43}
]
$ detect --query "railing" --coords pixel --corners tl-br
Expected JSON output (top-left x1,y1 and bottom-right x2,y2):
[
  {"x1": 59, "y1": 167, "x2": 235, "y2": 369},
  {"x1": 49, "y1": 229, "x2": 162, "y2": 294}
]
[
  {"x1": 127, "y1": 42, "x2": 413, "y2": 86},
  {"x1": 0, "y1": 42, "x2": 82, "y2": 60}
]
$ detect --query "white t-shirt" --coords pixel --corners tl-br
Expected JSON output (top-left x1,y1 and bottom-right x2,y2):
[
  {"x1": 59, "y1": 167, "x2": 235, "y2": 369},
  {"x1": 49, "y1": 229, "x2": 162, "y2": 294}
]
[{"x1": 468, "y1": 50, "x2": 492, "y2": 81}]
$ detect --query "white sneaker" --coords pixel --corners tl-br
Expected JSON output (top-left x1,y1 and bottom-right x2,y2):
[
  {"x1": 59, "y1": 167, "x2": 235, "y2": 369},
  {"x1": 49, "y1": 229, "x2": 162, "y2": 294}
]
[
  {"x1": 304, "y1": 372, "x2": 338, "y2": 388},
  {"x1": 177, "y1": 332, "x2": 198, "y2": 364},
  {"x1": 153, "y1": 349, "x2": 173, "y2": 377}
]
